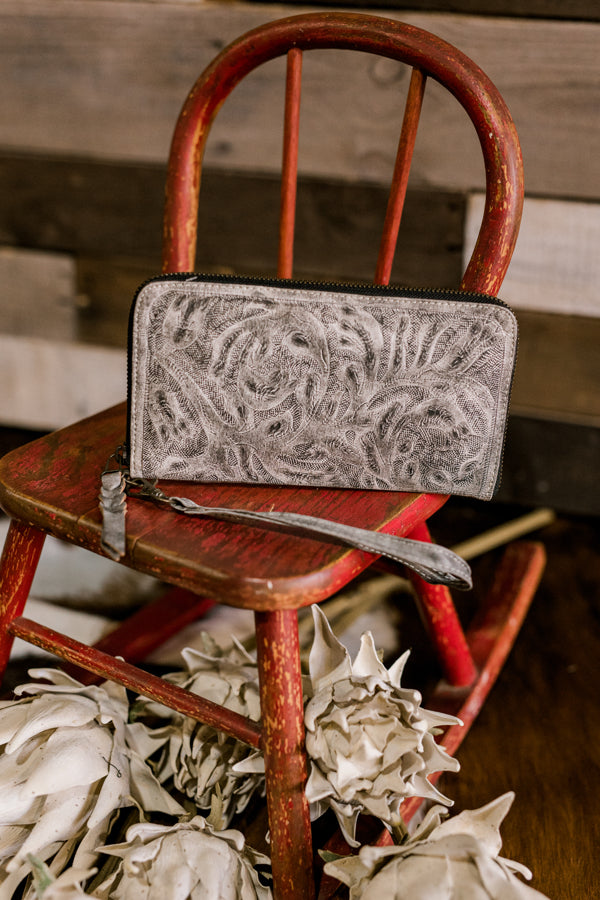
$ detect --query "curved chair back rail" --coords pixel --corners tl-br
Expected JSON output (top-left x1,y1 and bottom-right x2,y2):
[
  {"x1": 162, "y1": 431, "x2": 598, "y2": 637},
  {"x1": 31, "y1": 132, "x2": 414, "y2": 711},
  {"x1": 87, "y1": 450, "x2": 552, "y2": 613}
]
[{"x1": 163, "y1": 12, "x2": 524, "y2": 296}]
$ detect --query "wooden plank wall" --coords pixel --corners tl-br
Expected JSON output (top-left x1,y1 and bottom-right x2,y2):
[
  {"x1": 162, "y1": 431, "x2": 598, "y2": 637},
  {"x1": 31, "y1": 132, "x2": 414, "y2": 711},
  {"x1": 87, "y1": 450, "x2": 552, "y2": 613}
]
[{"x1": 0, "y1": 1, "x2": 598, "y2": 510}]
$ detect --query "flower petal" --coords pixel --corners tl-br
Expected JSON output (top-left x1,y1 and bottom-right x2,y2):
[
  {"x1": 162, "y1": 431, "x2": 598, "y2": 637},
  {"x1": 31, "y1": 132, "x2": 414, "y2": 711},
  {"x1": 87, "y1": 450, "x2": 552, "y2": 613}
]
[
  {"x1": 362, "y1": 853, "x2": 456, "y2": 900},
  {"x1": 329, "y1": 799, "x2": 361, "y2": 848},
  {"x1": 386, "y1": 650, "x2": 411, "y2": 688},
  {"x1": 20, "y1": 725, "x2": 111, "y2": 797},
  {"x1": 8, "y1": 784, "x2": 92, "y2": 872},
  {"x1": 5, "y1": 696, "x2": 97, "y2": 756},
  {"x1": 0, "y1": 824, "x2": 30, "y2": 860},
  {"x1": 309, "y1": 606, "x2": 352, "y2": 693},
  {"x1": 231, "y1": 750, "x2": 265, "y2": 775},
  {"x1": 432, "y1": 791, "x2": 514, "y2": 855},
  {"x1": 127, "y1": 748, "x2": 185, "y2": 817},
  {"x1": 352, "y1": 632, "x2": 389, "y2": 681}
]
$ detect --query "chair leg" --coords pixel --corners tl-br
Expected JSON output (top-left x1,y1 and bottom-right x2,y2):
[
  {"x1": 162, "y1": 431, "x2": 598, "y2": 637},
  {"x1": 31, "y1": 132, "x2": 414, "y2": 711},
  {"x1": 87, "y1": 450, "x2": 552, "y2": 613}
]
[
  {"x1": 255, "y1": 608, "x2": 315, "y2": 900},
  {"x1": 0, "y1": 520, "x2": 46, "y2": 683},
  {"x1": 407, "y1": 521, "x2": 477, "y2": 687}
]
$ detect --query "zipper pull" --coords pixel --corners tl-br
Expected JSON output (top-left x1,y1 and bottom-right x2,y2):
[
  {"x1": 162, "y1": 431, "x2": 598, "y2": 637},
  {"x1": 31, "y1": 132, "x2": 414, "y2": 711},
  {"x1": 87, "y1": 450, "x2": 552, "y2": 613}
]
[{"x1": 99, "y1": 468, "x2": 127, "y2": 561}]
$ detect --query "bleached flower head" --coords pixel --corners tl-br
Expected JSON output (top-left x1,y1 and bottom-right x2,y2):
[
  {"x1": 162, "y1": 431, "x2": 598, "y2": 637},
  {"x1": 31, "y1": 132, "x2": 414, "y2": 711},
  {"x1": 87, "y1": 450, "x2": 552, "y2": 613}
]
[
  {"x1": 324, "y1": 793, "x2": 551, "y2": 899},
  {"x1": 304, "y1": 607, "x2": 461, "y2": 846},
  {"x1": 0, "y1": 669, "x2": 183, "y2": 898},
  {"x1": 137, "y1": 635, "x2": 264, "y2": 827},
  {"x1": 95, "y1": 815, "x2": 272, "y2": 899}
]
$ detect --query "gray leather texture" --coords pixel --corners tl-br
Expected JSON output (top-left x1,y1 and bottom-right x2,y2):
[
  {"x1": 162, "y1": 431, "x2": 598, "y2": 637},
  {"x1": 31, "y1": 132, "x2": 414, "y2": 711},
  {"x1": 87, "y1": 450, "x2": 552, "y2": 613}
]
[{"x1": 129, "y1": 278, "x2": 517, "y2": 500}]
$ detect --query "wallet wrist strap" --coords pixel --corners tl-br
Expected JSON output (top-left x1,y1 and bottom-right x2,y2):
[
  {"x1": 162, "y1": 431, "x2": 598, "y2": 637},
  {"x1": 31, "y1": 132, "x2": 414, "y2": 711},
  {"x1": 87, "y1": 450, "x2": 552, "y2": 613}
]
[{"x1": 100, "y1": 470, "x2": 472, "y2": 590}]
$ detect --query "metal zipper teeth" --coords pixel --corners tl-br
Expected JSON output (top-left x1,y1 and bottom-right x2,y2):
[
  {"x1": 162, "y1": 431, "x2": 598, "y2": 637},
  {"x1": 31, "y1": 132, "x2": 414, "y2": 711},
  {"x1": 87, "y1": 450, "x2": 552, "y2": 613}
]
[
  {"x1": 124, "y1": 272, "x2": 516, "y2": 469},
  {"x1": 130, "y1": 270, "x2": 512, "y2": 308}
]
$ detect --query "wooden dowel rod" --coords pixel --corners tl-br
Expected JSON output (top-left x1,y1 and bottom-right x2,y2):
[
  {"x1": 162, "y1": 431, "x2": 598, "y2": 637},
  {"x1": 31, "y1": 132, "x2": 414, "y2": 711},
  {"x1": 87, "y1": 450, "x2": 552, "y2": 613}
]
[
  {"x1": 374, "y1": 67, "x2": 426, "y2": 286},
  {"x1": 278, "y1": 47, "x2": 303, "y2": 279},
  {"x1": 451, "y1": 508, "x2": 556, "y2": 560},
  {"x1": 9, "y1": 616, "x2": 262, "y2": 748}
]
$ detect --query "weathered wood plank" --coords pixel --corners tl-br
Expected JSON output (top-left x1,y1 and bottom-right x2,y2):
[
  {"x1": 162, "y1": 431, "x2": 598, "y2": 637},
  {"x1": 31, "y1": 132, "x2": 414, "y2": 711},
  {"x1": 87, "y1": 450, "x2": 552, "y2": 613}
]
[
  {"x1": 496, "y1": 416, "x2": 600, "y2": 514},
  {"x1": 0, "y1": 336, "x2": 125, "y2": 430},
  {"x1": 0, "y1": 154, "x2": 164, "y2": 261},
  {"x1": 280, "y1": 0, "x2": 600, "y2": 21},
  {"x1": 0, "y1": 3, "x2": 598, "y2": 199},
  {"x1": 76, "y1": 258, "x2": 158, "y2": 348},
  {"x1": 0, "y1": 153, "x2": 465, "y2": 319},
  {"x1": 511, "y1": 311, "x2": 600, "y2": 427},
  {"x1": 1, "y1": 196, "x2": 597, "y2": 430},
  {"x1": 128, "y1": 0, "x2": 599, "y2": 16},
  {"x1": 0, "y1": 248, "x2": 78, "y2": 340},
  {"x1": 465, "y1": 194, "x2": 600, "y2": 318},
  {"x1": 73, "y1": 181, "x2": 464, "y2": 350},
  {"x1": 0, "y1": 306, "x2": 596, "y2": 431}
]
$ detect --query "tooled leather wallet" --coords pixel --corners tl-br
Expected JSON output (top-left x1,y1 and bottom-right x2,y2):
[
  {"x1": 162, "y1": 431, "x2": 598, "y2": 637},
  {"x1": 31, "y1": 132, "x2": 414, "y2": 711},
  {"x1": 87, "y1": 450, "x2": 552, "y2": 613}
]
[
  {"x1": 99, "y1": 273, "x2": 518, "y2": 587},
  {"x1": 127, "y1": 274, "x2": 517, "y2": 500}
]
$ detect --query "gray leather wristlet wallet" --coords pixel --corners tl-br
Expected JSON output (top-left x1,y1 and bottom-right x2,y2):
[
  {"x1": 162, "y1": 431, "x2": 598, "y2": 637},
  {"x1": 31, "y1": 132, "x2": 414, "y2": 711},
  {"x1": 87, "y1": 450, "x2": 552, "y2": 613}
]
[{"x1": 100, "y1": 274, "x2": 518, "y2": 589}]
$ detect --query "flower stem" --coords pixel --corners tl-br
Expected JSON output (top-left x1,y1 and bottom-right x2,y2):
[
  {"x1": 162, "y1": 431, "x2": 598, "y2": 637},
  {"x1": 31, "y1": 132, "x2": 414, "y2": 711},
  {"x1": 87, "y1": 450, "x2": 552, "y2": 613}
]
[{"x1": 391, "y1": 819, "x2": 409, "y2": 845}]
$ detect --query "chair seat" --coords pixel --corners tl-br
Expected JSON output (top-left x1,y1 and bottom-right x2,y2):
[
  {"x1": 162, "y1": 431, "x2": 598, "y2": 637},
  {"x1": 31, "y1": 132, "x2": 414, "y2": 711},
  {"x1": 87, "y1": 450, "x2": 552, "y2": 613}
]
[{"x1": 0, "y1": 403, "x2": 446, "y2": 610}]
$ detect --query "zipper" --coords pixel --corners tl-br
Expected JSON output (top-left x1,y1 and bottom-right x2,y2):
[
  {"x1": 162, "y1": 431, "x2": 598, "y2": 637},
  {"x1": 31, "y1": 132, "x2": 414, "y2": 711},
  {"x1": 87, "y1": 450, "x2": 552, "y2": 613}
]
[
  {"x1": 124, "y1": 272, "x2": 516, "y2": 494},
  {"x1": 128, "y1": 270, "x2": 511, "y2": 308}
]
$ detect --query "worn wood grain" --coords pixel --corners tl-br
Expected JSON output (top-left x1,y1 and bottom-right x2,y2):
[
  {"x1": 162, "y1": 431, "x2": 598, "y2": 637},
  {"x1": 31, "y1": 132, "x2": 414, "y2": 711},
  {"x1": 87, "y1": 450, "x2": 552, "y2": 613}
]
[
  {"x1": 511, "y1": 311, "x2": 600, "y2": 427},
  {"x1": 0, "y1": 3, "x2": 598, "y2": 199},
  {"x1": 0, "y1": 403, "x2": 447, "y2": 609},
  {"x1": 495, "y1": 416, "x2": 600, "y2": 514},
  {"x1": 440, "y1": 512, "x2": 600, "y2": 900},
  {"x1": 0, "y1": 155, "x2": 165, "y2": 261},
  {"x1": 0, "y1": 335, "x2": 125, "y2": 430},
  {"x1": 255, "y1": 609, "x2": 315, "y2": 899},
  {"x1": 8, "y1": 615, "x2": 263, "y2": 745},
  {"x1": 4, "y1": 495, "x2": 598, "y2": 893},
  {"x1": 0, "y1": 521, "x2": 46, "y2": 673},
  {"x1": 0, "y1": 153, "x2": 465, "y2": 288},
  {"x1": 0, "y1": 247, "x2": 78, "y2": 340},
  {"x1": 284, "y1": 0, "x2": 600, "y2": 20},
  {"x1": 417, "y1": 502, "x2": 600, "y2": 899},
  {"x1": 466, "y1": 194, "x2": 600, "y2": 318}
]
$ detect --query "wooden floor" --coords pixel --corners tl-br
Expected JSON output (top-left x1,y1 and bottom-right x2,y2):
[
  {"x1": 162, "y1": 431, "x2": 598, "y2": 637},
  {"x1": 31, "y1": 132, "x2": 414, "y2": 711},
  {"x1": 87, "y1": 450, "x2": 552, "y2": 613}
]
[
  {"x1": 433, "y1": 503, "x2": 600, "y2": 900},
  {"x1": 2, "y1": 499, "x2": 599, "y2": 898}
]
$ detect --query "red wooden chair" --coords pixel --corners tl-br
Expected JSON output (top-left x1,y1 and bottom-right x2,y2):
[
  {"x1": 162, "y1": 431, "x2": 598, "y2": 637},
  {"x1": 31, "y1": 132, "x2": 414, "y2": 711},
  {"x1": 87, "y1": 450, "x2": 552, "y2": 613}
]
[{"x1": 0, "y1": 13, "x2": 545, "y2": 900}]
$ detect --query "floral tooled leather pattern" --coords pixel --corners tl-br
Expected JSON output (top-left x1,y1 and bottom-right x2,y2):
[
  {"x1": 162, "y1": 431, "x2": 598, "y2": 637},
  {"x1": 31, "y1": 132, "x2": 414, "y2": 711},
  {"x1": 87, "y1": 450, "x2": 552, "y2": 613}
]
[{"x1": 130, "y1": 281, "x2": 517, "y2": 500}]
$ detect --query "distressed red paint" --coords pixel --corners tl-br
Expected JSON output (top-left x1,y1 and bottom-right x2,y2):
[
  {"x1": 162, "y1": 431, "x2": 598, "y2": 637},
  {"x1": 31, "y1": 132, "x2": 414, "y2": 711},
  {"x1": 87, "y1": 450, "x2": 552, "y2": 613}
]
[{"x1": 0, "y1": 14, "x2": 534, "y2": 900}]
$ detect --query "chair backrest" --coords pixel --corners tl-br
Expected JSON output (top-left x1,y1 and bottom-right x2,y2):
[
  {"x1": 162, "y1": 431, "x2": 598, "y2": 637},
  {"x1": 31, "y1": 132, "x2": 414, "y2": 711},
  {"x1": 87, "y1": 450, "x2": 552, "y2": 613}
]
[{"x1": 162, "y1": 12, "x2": 523, "y2": 297}]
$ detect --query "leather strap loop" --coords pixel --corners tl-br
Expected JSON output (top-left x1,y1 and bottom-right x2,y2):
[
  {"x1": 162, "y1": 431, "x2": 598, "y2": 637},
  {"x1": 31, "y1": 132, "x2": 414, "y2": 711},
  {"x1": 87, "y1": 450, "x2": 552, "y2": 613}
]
[
  {"x1": 172, "y1": 496, "x2": 471, "y2": 588},
  {"x1": 100, "y1": 471, "x2": 471, "y2": 589},
  {"x1": 116, "y1": 476, "x2": 471, "y2": 590}
]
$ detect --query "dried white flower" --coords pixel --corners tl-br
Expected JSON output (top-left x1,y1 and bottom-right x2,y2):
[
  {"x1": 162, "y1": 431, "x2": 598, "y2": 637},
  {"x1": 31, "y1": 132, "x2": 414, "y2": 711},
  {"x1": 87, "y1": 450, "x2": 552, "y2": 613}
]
[
  {"x1": 304, "y1": 606, "x2": 461, "y2": 846},
  {"x1": 94, "y1": 815, "x2": 272, "y2": 899},
  {"x1": 137, "y1": 635, "x2": 264, "y2": 827},
  {"x1": 0, "y1": 669, "x2": 183, "y2": 898},
  {"x1": 324, "y1": 792, "x2": 551, "y2": 899}
]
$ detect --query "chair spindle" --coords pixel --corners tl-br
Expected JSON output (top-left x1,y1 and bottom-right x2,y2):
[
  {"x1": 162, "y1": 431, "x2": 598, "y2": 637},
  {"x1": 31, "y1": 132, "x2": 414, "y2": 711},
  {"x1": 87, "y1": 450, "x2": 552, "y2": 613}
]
[
  {"x1": 375, "y1": 67, "x2": 427, "y2": 286},
  {"x1": 278, "y1": 48, "x2": 303, "y2": 279}
]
